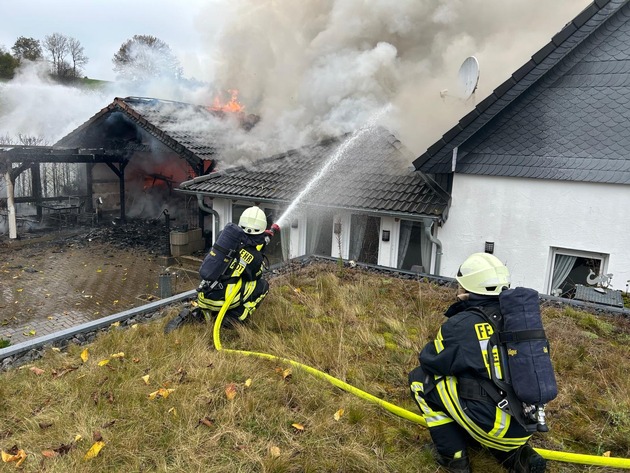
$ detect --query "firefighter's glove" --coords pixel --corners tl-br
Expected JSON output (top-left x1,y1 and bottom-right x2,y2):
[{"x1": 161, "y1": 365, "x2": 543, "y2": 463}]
[{"x1": 264, "y1": 224, "x2": 280, "y2": 238}]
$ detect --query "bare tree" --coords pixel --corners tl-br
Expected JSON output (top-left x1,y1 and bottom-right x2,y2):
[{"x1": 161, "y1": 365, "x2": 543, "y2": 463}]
[
  {"x1": 11, "y1": 36, "x2": 43, "y2": 62},
  {"x1": 112, "y1": 35, "x2": 183, "y2": 81},
  {"x1": 43, "y1": 33, "x2": 88, "y2": 79},
  {"x1": 43, "y1": 33, "x2": 68, "y2": 77},
  {"x1": 68, "y1": 37, "x2": 88, "y2": 77}
]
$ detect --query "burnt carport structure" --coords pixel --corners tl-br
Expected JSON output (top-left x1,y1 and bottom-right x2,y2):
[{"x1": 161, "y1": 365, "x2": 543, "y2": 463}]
[
  {"x1": 2, "y1": 96, "x2": 239, "y2": 239},
  {"x1": 0, "y1": 145, "x2": 130, "y2": 239}
]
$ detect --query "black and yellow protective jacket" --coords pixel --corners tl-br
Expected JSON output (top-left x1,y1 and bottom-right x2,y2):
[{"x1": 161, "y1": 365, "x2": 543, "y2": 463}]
[
  {"x1": 420, "y1": 294, "x2": 501, "y2": 384},
  {"x1": 418, "y1": 294, "x2": 532, "y2": 451},
  {"x1": 219, "y1": 232, "x2": 267, "y2": 283}
]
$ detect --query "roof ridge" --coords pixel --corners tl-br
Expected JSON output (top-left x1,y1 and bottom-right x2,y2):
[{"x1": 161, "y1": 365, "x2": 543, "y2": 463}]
[{"x1": 413, "y1": 0, "x2": 624, "y2": 173}]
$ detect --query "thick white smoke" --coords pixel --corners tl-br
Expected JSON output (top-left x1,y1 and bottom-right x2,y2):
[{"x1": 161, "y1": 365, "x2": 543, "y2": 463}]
[
  {"x1": 200, "y1": 0, "x2": 592, "y2": 157},
  {"x1": 0, "y1": 0, "x2": 591, "y2": 161}
]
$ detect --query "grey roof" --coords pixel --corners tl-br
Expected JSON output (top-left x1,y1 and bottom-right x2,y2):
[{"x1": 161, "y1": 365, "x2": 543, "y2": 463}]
[
  {"x1": 179, "y1": 127, "x2": 450, "y2": 219},
  {"x1": 414, "y1": 0, "x2": 630, "y2": 185},
  {"x1": 54, "y1": 97, "x2": 238, "y2": 169}
]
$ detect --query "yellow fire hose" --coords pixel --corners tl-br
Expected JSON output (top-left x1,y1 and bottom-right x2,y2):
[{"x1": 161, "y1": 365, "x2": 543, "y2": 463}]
[{"x1": 211, "y1": 280, "x2": 630, "y2": 469}]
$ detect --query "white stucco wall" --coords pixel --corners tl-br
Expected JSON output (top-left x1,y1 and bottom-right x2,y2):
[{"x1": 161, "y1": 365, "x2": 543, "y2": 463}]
[{"x1": 437, "y1": 175, "x2": 630, "y2": 294}]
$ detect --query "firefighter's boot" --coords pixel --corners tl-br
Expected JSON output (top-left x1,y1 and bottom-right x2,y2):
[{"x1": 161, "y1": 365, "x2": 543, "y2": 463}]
[
  {"x1": 507, "y1": 444, "x2": 546, "y2": 473},
  {"x1": 164, "y1": 307, "x2": 204, "y2": 334},
  {"x1": 434, "y1": 451, "x2": 471, "y2": 473}
]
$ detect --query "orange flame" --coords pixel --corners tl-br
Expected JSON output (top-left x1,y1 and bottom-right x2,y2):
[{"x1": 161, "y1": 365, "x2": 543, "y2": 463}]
[{"x1": 210, "y1": 89, "x2": 245, "y2": 113}]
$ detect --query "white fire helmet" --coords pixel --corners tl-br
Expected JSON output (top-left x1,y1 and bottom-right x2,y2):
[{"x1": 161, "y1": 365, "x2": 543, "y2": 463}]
[
  {"x1": 238, "y1": 206, "x2": 267, "y2": 235},
  {"x1": 456, "y1": 253, "x2": 510, "y2": 296}
]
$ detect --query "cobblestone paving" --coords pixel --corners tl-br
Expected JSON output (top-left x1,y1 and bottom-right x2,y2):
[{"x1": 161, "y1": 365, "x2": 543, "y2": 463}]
[{"x1": 0, "y1": 233, "x2": 198, "y2": 345}]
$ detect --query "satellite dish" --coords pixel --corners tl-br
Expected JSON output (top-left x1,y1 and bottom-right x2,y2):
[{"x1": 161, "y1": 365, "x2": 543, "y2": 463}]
[{"x1": 458, "y1": 56, "x2": 480, "y2": 100}]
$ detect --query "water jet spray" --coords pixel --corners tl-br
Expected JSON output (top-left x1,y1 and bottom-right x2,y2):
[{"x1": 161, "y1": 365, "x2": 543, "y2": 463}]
[{"x1": 275, "y1": 104, "x2": 392, "y2": 228}]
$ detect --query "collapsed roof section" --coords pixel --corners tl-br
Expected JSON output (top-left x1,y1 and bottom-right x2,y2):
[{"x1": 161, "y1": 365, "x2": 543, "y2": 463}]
[
  {"x1": 178, "y1": 126, "x2": 451, "y2": 222},
  {"x1": 54, "y1": 96, "x2": 242, "y2": 173}
]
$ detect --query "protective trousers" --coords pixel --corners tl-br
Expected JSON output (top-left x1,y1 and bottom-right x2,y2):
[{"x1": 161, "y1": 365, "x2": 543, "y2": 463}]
[
  {"x1": 408, "y1": 365, "x2": 530, "y2": 465},
  {"x1": 197, "y1": 279, "x2": 269, "y2": 322}
]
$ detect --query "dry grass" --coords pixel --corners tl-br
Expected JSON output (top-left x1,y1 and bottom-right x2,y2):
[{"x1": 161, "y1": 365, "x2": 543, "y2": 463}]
[{"x1": 1, "y1": 263, "x2": 629, "y2": 472}]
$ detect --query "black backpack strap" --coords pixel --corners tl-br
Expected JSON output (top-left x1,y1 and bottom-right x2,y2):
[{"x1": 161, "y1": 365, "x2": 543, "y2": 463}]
[{"x1": 498, "y1": 329, "x2": 547, "y2": 343}]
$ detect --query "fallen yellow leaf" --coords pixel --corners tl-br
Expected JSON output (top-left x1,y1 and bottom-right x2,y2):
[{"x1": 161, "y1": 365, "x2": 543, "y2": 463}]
[
  {"x1": 334, "y1": 409, "x2": 344, "y2": 421},
  {"x1": 110, "y1": 321, "x2": 120, "y2": 327},
  {"x1": 603, "y1": 451, "x2": 611, "y2": 457},
  {"x1": 80, "y1": 348, "x2": 89, "y2": 363},
  {"x1": 110, "y1": 352, "x2": 124, "y2": 358},
  {"x1": 97, "y1": 359, "x2": 110, "y2": 367},
  {"x1": 51, "y1": 347, "x2": 61, "y2": 352},
  {"x1": 83, "y1": 441, "x2": 105, "y2": 460},
  {"x1": 2, "y1": 449, "x2": 26, "y2": 468},
  {"x1": 282, "y1": 368, "x2": 292, "y2": 379},
  {"x1": 244, "y1": 378, "x2": 252, "y2": 387},
  {"x1": 168, "y1": 407, "x2": 177, "y2": 416},
  {"x1": 291, "y1": 423, "x2": 305, "y2": 431},
  {"x1": 30, "y1": 366, "x2": 45, "y2": 375},
  {"x1": 74, "y1": 434, "x2": 83, "y2": 442},
  {"x1": 1, "y1": 448, "x2": 27, "y2": 466},
  {"x1": 141, "y1": 375, "x2": 150, "y2": 385},
  {"x1": 270, "y1": 446, "x2": 281, "y2": 458},
  {"x1": 96, "y1": 269, "x2": 102, "y2": 273},
  {"x1": 148, "y1": 388, "x2": 175, "y2": 400},
  {"x1": 225, "y1": 383, "x2": 237, "y2": 400}
]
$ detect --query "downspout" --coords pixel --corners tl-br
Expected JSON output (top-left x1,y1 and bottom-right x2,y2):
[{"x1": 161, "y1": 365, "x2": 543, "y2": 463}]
[
  {"x1": 196, "y1": 194, "x2": 220, "y2": 243},
  {"x1": 424, "y1": 220, "x2": 443, "y2": 275}
]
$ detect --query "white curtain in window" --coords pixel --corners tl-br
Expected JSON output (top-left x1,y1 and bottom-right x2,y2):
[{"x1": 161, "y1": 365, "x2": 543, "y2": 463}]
[
  {"x1": 551, "y1": 254, "x2": 577, "y2": 291},
  {"x1": 349, "y1": 215, "x2": 367, "y2": 261},
  {"x1": 307, "y1": 216, "x2": 323, "y2": 255},
  {"x1": 397, "y1": 220, "x2": 413, "y2": 268}
]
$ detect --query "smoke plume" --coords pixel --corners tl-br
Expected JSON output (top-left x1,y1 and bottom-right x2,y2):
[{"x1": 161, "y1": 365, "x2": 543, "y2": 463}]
[{"x1": 200, "y1": 0, "x2": 591, "y2": 158}]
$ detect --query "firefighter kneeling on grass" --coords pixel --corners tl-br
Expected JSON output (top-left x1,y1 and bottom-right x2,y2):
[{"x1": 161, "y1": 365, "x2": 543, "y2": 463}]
[
  {"x1": 165, "y1": 206, "x2": 279, "y2": 333},
  {"x1": 409, "y1": 253, "x2": 556, "y2": 473}
]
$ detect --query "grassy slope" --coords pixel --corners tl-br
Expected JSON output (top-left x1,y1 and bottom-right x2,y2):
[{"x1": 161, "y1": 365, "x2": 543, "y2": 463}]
[{"x1": 1, "y1": 263, "x2": 629, "y2": 472}]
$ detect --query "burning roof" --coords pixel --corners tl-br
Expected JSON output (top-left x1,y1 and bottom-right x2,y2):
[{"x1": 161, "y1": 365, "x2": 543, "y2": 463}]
[{"x1": 53, "y1": 96, "x2": 260, "y2": 168}]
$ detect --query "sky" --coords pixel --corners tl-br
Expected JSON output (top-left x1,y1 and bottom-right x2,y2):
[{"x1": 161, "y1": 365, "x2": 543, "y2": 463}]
[
  {"x1": 0, "y1": 0, "x2": 227, "y2": 81},
  {"x1": 0, "y1": 0, "x2": 593, "y2": 160}
]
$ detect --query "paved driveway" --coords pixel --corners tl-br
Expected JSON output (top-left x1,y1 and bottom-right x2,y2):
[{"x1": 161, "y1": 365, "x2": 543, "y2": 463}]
[{"x1": 0, "y1": 231, "x2": 198, "y2": 345}]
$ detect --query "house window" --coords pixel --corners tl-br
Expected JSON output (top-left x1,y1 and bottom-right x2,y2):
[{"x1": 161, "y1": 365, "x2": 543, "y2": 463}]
[
  {"x1": 307, "y1": 211, "x2": 333, "y2": 257},
  {"x1": 548, "y1": 248, "x2": 608, "y2": 298},
  {"x1": 398, "y1": 221, "x2": 429, "y2": 271},
  {"x1": 349, "y1": 214, "x2": 379, "y2": 265}
]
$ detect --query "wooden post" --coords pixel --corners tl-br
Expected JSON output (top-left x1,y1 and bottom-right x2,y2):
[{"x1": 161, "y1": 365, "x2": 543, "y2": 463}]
[{"x1": 5, "y1": 169, "x2": 17, "y2": 239}]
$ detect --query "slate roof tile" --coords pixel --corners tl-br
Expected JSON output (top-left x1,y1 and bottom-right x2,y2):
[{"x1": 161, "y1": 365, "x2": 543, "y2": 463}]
[
  {"x1": 181, "y1": 126, "x2": 449, "y2": 218},
  {"x1": 413, "y1": 1, "x2": 630, "y2": 186}
]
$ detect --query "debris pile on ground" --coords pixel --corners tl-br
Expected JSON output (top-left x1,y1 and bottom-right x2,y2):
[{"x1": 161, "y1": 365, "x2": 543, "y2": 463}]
[{"x1": 76, "y1": 218, "x2": 171, "y2": 255}]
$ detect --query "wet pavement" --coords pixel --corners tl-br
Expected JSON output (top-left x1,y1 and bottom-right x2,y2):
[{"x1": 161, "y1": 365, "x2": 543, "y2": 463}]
[{"x1": 0, "y1": 226, "x2": 200, "y2": 345}]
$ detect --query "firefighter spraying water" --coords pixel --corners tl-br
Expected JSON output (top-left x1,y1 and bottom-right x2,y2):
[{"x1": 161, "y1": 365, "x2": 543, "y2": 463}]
[{"x1": 164, "y1": 205, "x2": 280, "y2": 333}]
